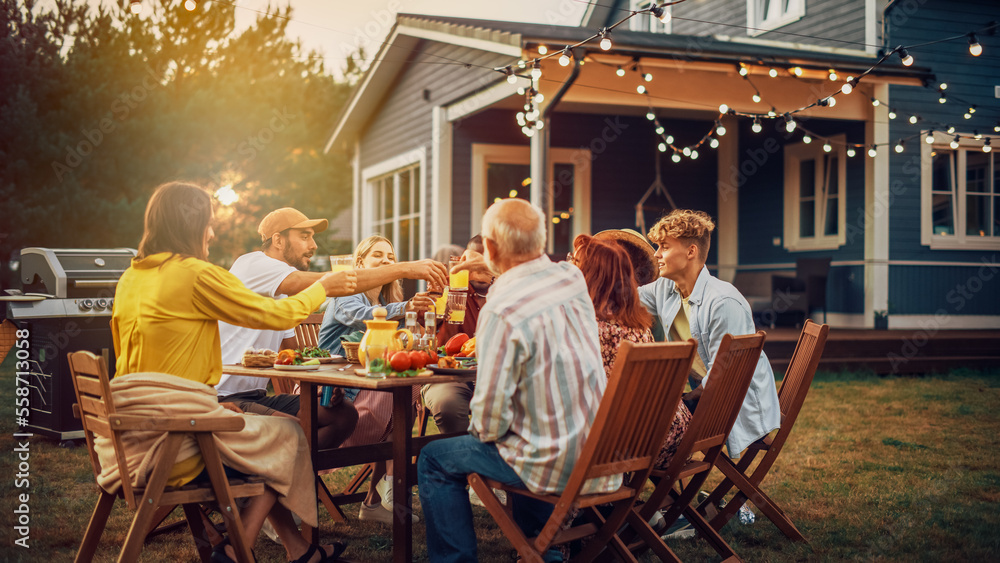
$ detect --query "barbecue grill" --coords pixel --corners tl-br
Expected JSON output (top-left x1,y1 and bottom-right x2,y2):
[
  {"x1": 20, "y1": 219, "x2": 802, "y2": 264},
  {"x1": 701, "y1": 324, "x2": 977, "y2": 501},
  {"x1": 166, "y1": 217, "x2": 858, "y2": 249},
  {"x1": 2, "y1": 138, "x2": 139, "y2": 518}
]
[{"x1": 4, "y1": 248, "x2": 136, "y2": 440}]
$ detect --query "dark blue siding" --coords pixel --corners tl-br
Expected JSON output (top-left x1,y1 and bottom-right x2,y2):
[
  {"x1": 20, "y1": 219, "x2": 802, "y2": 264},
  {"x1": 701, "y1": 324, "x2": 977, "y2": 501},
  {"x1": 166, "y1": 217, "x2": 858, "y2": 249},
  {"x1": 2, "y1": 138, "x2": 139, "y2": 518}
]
[
  {"x1": 889, "y1": 264, "x2": 1000, "y2": 315},
  {"x1": 829, "y1": 264, "x2": 866, "y2": 314}
]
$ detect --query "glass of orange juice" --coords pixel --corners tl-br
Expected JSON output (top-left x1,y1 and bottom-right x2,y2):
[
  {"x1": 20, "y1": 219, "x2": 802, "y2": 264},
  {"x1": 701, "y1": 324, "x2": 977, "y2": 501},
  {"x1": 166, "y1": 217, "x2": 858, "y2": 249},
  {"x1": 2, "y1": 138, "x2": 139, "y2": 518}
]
[
  {"x1": 435, "y1": 287, "x2": 449, "y2": 316},
  {"x1": 449, "y1": 256, "x2": 469, "y2": 290},
  {"x1": 447, "y1": 289, "x2": 468, "y2": 325},
  {"x1": 330, "y1": 255, "x2": 353, "y2": 272}
]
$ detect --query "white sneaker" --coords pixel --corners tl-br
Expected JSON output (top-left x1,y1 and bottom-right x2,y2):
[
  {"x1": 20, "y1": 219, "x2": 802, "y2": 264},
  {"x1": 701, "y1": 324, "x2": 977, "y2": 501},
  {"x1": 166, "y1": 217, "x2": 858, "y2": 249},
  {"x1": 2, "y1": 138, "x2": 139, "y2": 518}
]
[
  {"x1": 376, "y1": 475, "x2": 393, "y2": 512},
  {"x1": 358, "y1": 501, "x2": 419, "y2": 524},
  {"x1": 469, "y1": 487, "x2": 508, "y2": 507}
]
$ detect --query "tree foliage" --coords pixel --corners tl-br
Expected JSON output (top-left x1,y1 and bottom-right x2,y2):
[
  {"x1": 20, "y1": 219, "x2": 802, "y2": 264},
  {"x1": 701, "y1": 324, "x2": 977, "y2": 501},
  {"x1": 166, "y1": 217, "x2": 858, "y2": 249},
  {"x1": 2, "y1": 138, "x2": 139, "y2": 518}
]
[{"x1": 0, "y1": 0, "x2": 353, "y2": 285}]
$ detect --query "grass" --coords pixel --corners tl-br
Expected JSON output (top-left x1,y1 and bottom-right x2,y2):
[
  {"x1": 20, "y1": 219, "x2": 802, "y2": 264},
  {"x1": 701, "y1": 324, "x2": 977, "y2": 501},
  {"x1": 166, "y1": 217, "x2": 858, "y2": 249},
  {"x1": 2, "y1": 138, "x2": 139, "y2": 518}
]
[{"x1": 0, "y1": 353, "x2": 999, "y2": 562}]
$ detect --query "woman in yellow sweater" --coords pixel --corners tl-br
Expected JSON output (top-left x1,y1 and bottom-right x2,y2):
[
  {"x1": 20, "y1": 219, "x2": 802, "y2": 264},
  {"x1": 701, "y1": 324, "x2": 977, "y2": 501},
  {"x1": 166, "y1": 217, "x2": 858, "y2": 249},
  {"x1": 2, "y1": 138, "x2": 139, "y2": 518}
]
[{"x1": 111, "y1": 182, "x2": 350, "y2": 563}]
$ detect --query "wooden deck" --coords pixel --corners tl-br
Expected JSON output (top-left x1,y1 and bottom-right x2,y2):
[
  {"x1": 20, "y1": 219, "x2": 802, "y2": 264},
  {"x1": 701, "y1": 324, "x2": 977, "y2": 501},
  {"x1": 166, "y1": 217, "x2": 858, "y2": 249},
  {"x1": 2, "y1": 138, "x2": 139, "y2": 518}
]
[{"x1": 762, "y1": 327, "x2": 1000, "y2": 375}]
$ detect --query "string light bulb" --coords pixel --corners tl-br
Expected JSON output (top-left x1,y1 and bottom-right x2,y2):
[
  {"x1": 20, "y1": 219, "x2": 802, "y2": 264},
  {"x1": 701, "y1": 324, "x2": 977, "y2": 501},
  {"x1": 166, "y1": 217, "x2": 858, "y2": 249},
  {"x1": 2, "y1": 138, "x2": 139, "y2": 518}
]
[
  {"x1": 129, "y1": 1, "x2": 141, "y2": 14},
  {"x1": 841, "y1": 78, "x2": 855, "y2": 95},
  {"x1": 939, "y1": 82, "x2": 948, "y2": 90},
  {"x1": 888, "y1": 109, "x2": 897, "y2": 120},
  {"x1": 616, "y1": 66, "x2": 625, "y2": 77},
  {"x1": 537, "y1": 45, "x2": 548, "y2": 55},
  {"x1": 534, "y1": 93, "x2": 544, "y2": 104},
  {"x1": 974, "y1": 131, "x2": 983, "y2": 140},
  {"x1": 530, "y1": 61, "x2": 542, "y2": 80},
  {"x1": 897, "y1": 47, "x2": 913, "y2": 66},
  {"x1": 665, "y1": 135, "x2": 674, "y2": 144},
  {"x1": 641, "y1": 72, "x2": 652, "y2": 82},
  {"x1": 655, "y1": 125, "x2": 665, "y2": 135},
  {"x1": 909, "y1": 115, "x2": 919, "y2": 125},
  {"x1": 984, "y1": 138, "x2": 992, "y2": 153},
  {"x1": 658, "y1": 143, "x2": 667, "y2": 152},
  {"x1": 719, "y1": 104, "x2": 729, "y2": 114},
  {"x1": 925, "y1": 131, "x2": 935, "y2": 144},
  {"x1": 871, "y1": 97, "x2": 880, "y2": 107},
  {"x1": 716, "y1": 122, "x2": 727, "y2": 136},
  {"x1": 868, "y1": 145, "x2": 878, "y2": 158},
  {"x1": 968, "y1": 33, "x2": 982, "y2": 56},
  {"x1": 792, "y1": 66, "x2": 803, "y2": 77},
  {"x1": 682, "y1": 147, "x2": 691, "y2": 156},
  {"x1": 947, "y1": 126, "x2": 956, "y2": 135},
  {"x1": 517, "y1": 60, "x2": 526, "y2": 69},
  {"x1": 738, "y1": 64, "x2": 749, "y2": 77},
  {"x1": 784, "y1": 114, "x2": 796, "y2": 132},
  {"x1": 828, "y1": 69, "x2": 838, "y2": 81},
  {"x1": 895, "y1": 140, "x2": 905, "y2": 153},
  {"x1": 637, "y1": 85, "x2": 646, "y2": 94},
  {"x1": 752, "y1": 93, "x2": 761, "y2": 103},
  {"x1": 690, "y1": 150, "x2": 699, "y2": 160},
  {"x1": 803, "y1": 135, "x2": 812, "y2": 144},
  {"x1": 823, "y1": 142, "x2": 832, "y2": 153},
  {"x1": 516, "y1": 86, "x2": 526, "y2": 95},
  {"x1": 995, "y1": 122, "x2": 1000, "y2": 133},
  {"x1": 505, "y1": 67, "x2": 517, "y2": 84},
  {"x1": 751, "y1": 118, "x2": 762, "y2": 133},
  {"x1": 768, "y1": 68, "x2": 778, "y2": 78},
  {"x1": 671, "y1": 153, "x2": 681, "y2": 163},
  {"x1": 558, "y1": 50, "x2": 571, "y2": 67},
  {"x1": 184, "y1": 0, "x2": 196, "y2": 10},
  {"x1": 939, "y1": 91, "x2": 947, "y2": 104},
  {"x1": 710, "y1": 137, "x2": 720, "y2": 149},
  {"x1": 950, "y1": 136, "x2": 960, "y2": 149},
  {"x1": 646, "y1": 111, "x2": 656, "y2": 121},
  {"x1": 599, "y1": 31, "x2": 613, "y2": 51},
  {"x1": 847, "y1": 147, "x2": 856, "y2": 157}
]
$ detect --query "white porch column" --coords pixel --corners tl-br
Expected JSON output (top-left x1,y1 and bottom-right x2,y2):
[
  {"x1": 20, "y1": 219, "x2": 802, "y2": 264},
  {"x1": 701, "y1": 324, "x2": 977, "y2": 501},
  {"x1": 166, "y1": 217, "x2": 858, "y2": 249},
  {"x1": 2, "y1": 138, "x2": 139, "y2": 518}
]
[
  {"x1": 529, "y1": 120, "x2": 550, "y2": 211},
  {"x1": 865, "y1": 83, "x2": 891, "y2": 328},
  {"x1": 716, "y1": 114, "x2": 739, "y2": 283},
  {"x1": 431, "y1": 106, "x2": 452, "y2": 252}
]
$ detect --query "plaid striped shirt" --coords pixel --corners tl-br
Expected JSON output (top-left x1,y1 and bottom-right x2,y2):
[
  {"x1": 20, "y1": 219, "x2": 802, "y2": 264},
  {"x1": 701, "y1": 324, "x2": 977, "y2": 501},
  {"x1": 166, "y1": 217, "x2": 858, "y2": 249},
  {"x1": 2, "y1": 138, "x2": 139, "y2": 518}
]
[{"x1": 470, "y1": 255, "x2": 623, "y2": 495}]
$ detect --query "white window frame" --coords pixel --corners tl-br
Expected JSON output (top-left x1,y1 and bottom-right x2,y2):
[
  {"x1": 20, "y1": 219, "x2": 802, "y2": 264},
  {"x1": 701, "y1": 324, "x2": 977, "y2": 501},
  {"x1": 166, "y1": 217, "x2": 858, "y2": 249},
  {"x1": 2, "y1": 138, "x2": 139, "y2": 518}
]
[
  {"x1": 360, "y1": 146, "x2": 428, "y2": 260},
  {"x1": 747, "y1": 0, "x2": 805, "y2": 36},
  {"x1": 470, "y1": 144, "x2": 591, "y2": 254},
  {"x1": 920, "y1": 131, "x2": 1000, "y2": 250},
  {"x1": 628, "y1": 0, "x2": 672, "y2": 34},
  {"x1": 783, "y1": 134, "x2": 847, "y2": 251}
]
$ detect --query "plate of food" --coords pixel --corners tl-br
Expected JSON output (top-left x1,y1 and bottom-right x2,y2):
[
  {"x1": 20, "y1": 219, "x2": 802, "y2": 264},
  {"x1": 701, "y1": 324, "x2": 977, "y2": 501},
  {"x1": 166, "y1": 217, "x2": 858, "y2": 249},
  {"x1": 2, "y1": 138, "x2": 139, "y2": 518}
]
[
  {"x1": 274, "y1": 363, "x2": 321, "y2": 371},
  {"x1": 298, "y1": 346, "x2": 346, "y2": 364},
  {"x1": 427, "y1": 356, "x2": 477, "y2": 375}
]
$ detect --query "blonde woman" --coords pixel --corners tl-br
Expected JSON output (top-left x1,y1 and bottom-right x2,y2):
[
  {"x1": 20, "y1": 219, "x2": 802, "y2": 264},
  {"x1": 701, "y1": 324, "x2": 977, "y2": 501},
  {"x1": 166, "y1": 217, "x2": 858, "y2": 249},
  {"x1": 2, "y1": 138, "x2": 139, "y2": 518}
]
[{"x1": 318, "y1": 235, "x2": 434, "y2": 524}]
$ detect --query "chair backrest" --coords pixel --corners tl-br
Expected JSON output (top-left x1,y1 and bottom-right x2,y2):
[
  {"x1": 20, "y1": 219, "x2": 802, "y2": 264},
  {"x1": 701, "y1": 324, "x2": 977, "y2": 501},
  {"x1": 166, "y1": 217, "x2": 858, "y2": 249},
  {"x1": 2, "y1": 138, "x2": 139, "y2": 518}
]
[
  {"x1": 777, "y1": 320, "x2": 829, "y2": 430},
  {"x1": 667, "y1": 332, "x2": 766, "y2": 470},
  {"x1": 67, "y1": 350, "x2": 139, "y2": 508},
  {"x1": 560, "y1": 340, "x2": 696, "y2": 498},
  {"x1": 294, "y1": 313, "x2": 325, "y2": 349}
]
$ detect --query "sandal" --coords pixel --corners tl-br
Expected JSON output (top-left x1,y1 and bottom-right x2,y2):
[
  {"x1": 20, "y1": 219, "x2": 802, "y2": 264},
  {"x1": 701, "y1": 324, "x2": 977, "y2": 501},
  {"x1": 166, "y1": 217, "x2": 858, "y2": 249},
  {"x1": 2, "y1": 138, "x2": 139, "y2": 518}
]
[{"x1": 290, "y1": 542, "x2": 348, "y2": 563}]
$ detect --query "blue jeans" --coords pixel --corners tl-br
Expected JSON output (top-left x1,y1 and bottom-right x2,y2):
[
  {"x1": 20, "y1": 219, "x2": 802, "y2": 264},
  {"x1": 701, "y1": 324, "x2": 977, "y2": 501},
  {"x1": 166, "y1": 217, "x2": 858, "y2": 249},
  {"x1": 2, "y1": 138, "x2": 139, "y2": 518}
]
[{"x1": 417, "y1": 434, "x2": 562, "y2": 563}]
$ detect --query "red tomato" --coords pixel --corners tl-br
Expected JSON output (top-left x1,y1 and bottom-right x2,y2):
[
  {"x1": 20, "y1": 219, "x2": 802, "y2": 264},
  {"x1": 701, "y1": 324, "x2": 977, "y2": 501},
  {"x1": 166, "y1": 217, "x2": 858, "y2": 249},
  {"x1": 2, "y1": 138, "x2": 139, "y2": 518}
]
[
  {"x1": 274, "y1": 356, "x2": 293, "y2": 365},
  {"x1": 389, "y1": 351, "x2": 411, "y2": 372},
  {"x1": 426, "y1": 350, "x2": 439, "y2": 365},
  {"x1": 408, "y1": 350, "x2": 428, "y2": 370}
]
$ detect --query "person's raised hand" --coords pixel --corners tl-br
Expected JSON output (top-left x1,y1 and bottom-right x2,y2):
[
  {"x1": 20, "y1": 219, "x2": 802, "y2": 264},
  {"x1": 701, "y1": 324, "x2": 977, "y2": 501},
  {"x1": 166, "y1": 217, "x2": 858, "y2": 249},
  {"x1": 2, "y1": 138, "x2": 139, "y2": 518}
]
[
  {"x1": 320, "y1": 269, "x2": 358, "y2": 297},
  {"x1": 405, "y1": 259, "x2": 448, "y2": 288},
  {"x1": 406, "y1": 291, "x2": 436, "y2": 314},
  {"x1": 451, "y1": 250, "x2": 490, "y2": 276}
]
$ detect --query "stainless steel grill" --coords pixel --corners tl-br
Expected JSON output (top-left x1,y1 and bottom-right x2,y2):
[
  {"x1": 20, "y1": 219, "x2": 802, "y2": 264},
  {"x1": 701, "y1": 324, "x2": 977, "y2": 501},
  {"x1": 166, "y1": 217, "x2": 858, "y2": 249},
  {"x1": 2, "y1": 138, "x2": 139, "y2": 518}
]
[{"x1": 5, "y1": 247, "x2": 136, "y2": 441}]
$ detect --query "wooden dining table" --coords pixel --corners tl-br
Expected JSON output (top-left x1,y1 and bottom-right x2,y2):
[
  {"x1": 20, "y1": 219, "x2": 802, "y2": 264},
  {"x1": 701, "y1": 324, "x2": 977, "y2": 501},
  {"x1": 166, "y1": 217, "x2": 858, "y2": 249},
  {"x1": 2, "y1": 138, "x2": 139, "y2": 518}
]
[{"x1": 221, "y1": 363, "x2": 475, "y2": 563}]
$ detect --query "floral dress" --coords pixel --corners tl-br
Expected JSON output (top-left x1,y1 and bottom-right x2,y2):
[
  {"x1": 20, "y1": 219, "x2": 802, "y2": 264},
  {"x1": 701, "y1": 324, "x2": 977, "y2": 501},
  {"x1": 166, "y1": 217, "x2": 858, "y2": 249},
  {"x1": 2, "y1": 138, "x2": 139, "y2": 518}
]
[{"x1": 598, "y1": 320, "x2": 692, "y2": 470}]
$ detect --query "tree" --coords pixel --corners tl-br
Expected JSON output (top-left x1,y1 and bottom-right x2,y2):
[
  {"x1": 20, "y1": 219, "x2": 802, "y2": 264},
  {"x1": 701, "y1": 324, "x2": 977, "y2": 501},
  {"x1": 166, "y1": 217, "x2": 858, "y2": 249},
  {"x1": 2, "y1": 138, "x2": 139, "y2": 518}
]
[{"x1": 0, "y1": 0, "x2": 353, "y2": 289}]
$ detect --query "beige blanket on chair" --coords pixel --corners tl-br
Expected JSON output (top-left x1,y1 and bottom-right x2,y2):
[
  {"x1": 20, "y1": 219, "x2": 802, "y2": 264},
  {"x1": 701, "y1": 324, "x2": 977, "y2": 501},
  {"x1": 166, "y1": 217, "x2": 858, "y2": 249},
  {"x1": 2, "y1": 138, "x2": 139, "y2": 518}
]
[{"x1": 93, "y1": 372, "x2": 318, "y2": 527}]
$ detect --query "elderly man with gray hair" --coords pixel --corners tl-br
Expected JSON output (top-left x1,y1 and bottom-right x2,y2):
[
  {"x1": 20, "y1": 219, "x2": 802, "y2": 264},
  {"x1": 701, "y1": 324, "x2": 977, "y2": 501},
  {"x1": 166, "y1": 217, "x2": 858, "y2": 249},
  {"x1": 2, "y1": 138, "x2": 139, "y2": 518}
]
[{"x1": 417, "y1": 198, "x2": 620, "y2": 563}]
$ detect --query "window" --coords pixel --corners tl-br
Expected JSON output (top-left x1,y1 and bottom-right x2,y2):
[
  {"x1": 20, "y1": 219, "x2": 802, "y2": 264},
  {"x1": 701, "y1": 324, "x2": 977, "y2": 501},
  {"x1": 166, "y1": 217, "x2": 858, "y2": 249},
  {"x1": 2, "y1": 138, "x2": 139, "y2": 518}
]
[
  {"x1": 747, "y1": 0, "x2": 805, "y2": 36},
  {"x1": 369, "y1": 164, "x2": 421, "y2": 262},
  {"x1": 783, "y1": 135, "x2": 847, "y2": 251},
  {"x1": 921, "y1": 133, "x2": 1000, "y2": 249},
  {"x1": 628, "y1": 0, "x2": 671, "y2": 34}
]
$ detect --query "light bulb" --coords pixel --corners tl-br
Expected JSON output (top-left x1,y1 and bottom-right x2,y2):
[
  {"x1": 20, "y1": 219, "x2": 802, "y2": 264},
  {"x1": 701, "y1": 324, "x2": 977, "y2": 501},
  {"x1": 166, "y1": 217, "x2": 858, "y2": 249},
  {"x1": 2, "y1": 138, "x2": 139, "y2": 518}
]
[
  {"x1": 841, "y1": 82, "x2": 853, "y2": 95},
  {"x1": 803, "y1": 135, "x2": 812, "y2": 144},
  {"x1": 522, "y1": 126, "x2": 531, "y2": 136},
  {"x1": 637, "y1": 85, "x2": 646, "y2": 94},
  {"x1": 507, "y1": 73, "x2": 518, "y2": 84},
  {"x1": 950, "y1": 136, "x2": 960, "y2": 149},
  {"x1": 752, "y1": 93, "x2": 761, "y2": 103},
  {"x1": 534, "y1": 93, "x2": 544, "y2": 104},
  {"x1": 964, "y1": 111, "x2": 972, "y2": 120},
  {"x1": 828, "y1": 69, "x2": 838, "y2": 81},
  {"x1": 129, "y1": 1, "x2": 141, "y2": 14},
  {"x1": 691, "y1": 150, "x2": 699, "y2": 160},
  {"x1": 974, "y1": 131, "x2": 982, "y2": 140},
  {"x1": 768, "y1": 109, "x2": 776, "y2": 117},
  {"x1": 682, "y1": 147, "x2": 691, "y2": 156},
  {"x1": 847, "y1": 147, "x2": 856, "y2": 157},
  {"x1": 665, "y1": 135, "x2": 674, "y2": 144},
  {"x1": 537, "y1": 45, "x2": 548, "y2": 55},
  {"x1": 184, "y1": 0, "x2": 196, "y2": 10},
  {"x1": 939, "y1": 92, "x2": 947, "y2": 104},
  {"x1": 823, "y1": 142, "x2": 832, "y2": 153},
  {"x1": 525, "y1": 128, "x2": 535, "y2": 138},
  {"x1": 868, "y1": 145, "x2": 878, "y2": 157},
  {"x1": 751, "y1": 119, "x2": 762, "y2": 133},
  {"x1": 716, "y1": 124, "x2": 726, "y2": 136},
  {"x1": 710, "y1": 137, "x2": 720, "y2": 149},
  {"x1": 969, "y1": 106, "x2": 977, "y2": 115},
  {"x1": 658, "y1": 143, "x2": 667, "y2": 152},
  {"x1": 518, "y1": 60, "x2": 526, "y2": 68},
  {"x1": 531, "y1": 64, "x2": 542, "y2": 80},
  {"x1": 826, "y1": 96, "x2": 837, "y2": 107},
  {"x1": 909, "y1": 115, "x2": 918, "y2": 125},
  {"x1": 939, "y1": 83, "x2": 948, "y2": 90},
  {"x1": 785, "y1": 115, "x2": 796, "y2": 132},
  {"x1": 600, "y1": 34, "x2": 612, "y2": 51},
  {"x1": 888, "y1": 110, "x2": 897, "y2": 120},
  {"x1": 895, "y1": 140, "x2": 905, "y2": 153},
  {"x1": 871, "y1": 98, "x2": 880, "y2": 107},
  {"x1": 646, "y1": 111, "x2": 655, "y2": 121},
  {"x1": 671, "y1": 153, "x2": 681, "y2": 163},
  {"x1": 516, "y1": 87, "x2": 525, "y2": 95},
  {"x1": 558, "y1": 53, "x2": 570, "y2": 67},
  {"x1": 995, "y1": 122, "x2": 1000, "y2": 133},
  {"x1": 656, "y1": 6, "x2": 672, "y2": 24},
  {"x1": 644, "y1": 73, "x2": 653, "y2": 82},
  {"x1": 925, "y1": 132, "x2": 935, "y2": 144},
  {"x1": 792, "y1": 66, "x2": 803, "y2": 77},
  {"x1": 536, "y1": 120, "x2": 545, "y2": 130},
  {"x1": 898, "y1": 47, "x2": 913, "y2": 66},
  {"x1": 739, "y1": 64, "x2": 749, "y2": 77},
  {"x1": 969, "y1": 33, "x2": 982, "y2": 56},
  {"x1": 769, "y1": 68, "x2": 778, "y2": 78},
  {"x1": 616, "y1": 66, "x2": 625, "y2": 77},
  {"x1": 984, "y1": 139, "x2": 992, "y2": 153},
  {"x1": 655, "y1": 125, "x2": 665, "y2": 135},
  {"x1": 719, "y1": 104, "x2": 729, "y2": 114}
]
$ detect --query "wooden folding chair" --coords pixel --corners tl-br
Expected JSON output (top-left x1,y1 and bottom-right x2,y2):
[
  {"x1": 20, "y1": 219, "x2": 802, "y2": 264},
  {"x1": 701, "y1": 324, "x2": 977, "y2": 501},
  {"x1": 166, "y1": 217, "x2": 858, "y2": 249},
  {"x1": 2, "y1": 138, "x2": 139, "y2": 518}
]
[
  {"x1": 68, "y1": 351, "x2": 265, "y2": 563},
  {"x1": 621, "y1": 331, "x2": 767, "y2": 563},
  {"x1": 697, "y1": 320, "x2": 829, "y2": 542},
  {"x1": 468, "y1": 340, "x2": 697, "y2": 563}
]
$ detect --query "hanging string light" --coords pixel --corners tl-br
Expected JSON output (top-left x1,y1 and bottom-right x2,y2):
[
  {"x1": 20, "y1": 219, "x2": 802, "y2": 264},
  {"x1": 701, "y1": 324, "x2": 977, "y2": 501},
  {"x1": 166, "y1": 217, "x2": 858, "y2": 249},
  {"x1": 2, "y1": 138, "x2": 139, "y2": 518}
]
[
  {"x1": 751, "y1": 117, "x2": 762, "y2": 133},
  {"x1": 739, "y1": 63, "x2": 749, "y2": 77},
  {"x1": 184, "y1": 0, "x2": 196, "y2": 10},
  {"x1": 599, "y1": 29, "x2": 613, "y2": 51},
  {"x1": 841, "y1": 77, "x2": 857, "y2": 94},
  {"x1": 847, "y1": 147, "x2": 857, "y2": 157},
  {"x1": 785, "y1": 114, "x2": 796, "y2": 132},
  {"x1": 616, "y1": 66, "x2": 625, "y2": 77},
  {"x1": 950, "y1": 136, "x2": 960, "y2": 149},
  {"x1": 823, "y1": 141, "x2": 833, "y2": 153},
  {"x1": 129, "y1": 0, "x2": 142, "y2": 14},
  {"x1": 871, "y1": 97, "x2": 880, "y2": 107},
  {"x1": 895, "y1": 139, "x2": 905, "y2": 153},
  {"x1": 926, "y1": 131, "x2": 935, "y2": 144},
  {"x1": 984, "y1": 138, "x2": 992, "y2": 153},
  {"x1": 968, "y1": 33, "x2": 982, "y2": 56},
  {"x1": 803, "y1": 134, "x2": 812, "y2": 144},
  {"x1": 868, "y1": 145, "x2": 878, "y2": 157},
  {"x1": 768, "y1": 68, "x2": 778, "y2": 78},
  {"x1": 558, "y1": 49, "x2": 571, "y2": 67},
  {"x1": 650, "y1": 4, "x2": 672, "y2": 24},
  {"x1": 828, "y1": 69, "x2": 838, "y2": 81},
  {"x1": 897, "y1": 46, "x2": 914, "y2": 66},
  {"x1": 715, "y1": 121, "x2": 727, "y2": 136},
  {"x1": 537, "y1": 45, "x2": 549, "y2": 55}
]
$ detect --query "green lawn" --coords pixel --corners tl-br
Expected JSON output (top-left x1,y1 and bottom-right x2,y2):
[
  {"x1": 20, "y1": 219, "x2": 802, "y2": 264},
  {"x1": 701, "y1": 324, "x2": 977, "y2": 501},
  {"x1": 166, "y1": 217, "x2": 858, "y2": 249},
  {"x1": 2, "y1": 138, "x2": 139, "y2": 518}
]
[{"x1": 1, "y1": 353, "x2": 998, "y2": 562}]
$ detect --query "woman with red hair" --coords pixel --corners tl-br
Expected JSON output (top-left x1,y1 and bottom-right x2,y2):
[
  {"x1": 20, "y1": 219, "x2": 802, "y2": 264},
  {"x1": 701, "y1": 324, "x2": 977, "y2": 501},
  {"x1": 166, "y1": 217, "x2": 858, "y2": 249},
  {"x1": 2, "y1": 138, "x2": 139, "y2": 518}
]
[{"x1": 570, "y1": 234, "x2": 691, "y2": 470}]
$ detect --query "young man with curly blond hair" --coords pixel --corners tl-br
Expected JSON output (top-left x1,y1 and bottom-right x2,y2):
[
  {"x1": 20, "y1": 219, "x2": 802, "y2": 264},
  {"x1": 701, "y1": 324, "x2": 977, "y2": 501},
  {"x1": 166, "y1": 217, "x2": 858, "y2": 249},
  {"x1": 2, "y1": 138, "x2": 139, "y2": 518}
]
[{"x1": 639, "y1": 209, "x2": 780, "y2": 457}]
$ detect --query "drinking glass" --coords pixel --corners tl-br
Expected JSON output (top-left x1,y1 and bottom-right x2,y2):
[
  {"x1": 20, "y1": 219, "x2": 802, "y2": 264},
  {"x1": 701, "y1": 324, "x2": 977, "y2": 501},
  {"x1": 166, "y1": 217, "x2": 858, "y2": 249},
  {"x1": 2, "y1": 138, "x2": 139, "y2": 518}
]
[
  {"x1": 330, "y1": 255, "x2": 353, "y2": 273},
  {"x1": 365, "y1": 343, "x2": 387, "y2": 379},
  {"x1": 447, "y1": 289, "x2": 468, "y2": 325},
  {"x1": 449, "y1": 256, "x2": 469, "y2": 290}
]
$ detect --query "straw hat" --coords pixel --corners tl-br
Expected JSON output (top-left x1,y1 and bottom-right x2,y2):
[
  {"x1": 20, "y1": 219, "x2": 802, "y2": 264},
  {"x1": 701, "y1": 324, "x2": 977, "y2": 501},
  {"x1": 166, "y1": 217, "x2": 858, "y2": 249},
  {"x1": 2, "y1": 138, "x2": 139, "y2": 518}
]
[{"x1": 593, "y1": 228, "x2": 655, "y2": 262}]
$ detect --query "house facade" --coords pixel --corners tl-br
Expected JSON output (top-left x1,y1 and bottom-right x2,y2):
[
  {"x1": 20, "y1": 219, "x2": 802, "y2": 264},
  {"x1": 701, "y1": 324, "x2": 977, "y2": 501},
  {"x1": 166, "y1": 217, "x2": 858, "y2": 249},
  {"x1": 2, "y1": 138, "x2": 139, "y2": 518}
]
[{"x1": 326, "y1": 0, "x2": 1000, "y2": 329}]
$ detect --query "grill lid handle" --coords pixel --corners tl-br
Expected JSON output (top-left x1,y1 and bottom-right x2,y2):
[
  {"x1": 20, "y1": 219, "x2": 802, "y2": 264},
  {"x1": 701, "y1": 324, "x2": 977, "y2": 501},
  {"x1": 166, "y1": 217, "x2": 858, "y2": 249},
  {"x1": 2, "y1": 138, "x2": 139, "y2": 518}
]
[{"x1": 73, "y1": 280, "x2": 120, "y2": 288}]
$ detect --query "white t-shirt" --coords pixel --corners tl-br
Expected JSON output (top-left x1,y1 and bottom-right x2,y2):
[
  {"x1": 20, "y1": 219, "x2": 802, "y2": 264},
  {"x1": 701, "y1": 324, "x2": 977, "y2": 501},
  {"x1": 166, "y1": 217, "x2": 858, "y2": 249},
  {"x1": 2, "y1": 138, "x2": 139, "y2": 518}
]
[{"x1": 216, "y1": 251, "x2": 298, "y2": 398}]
